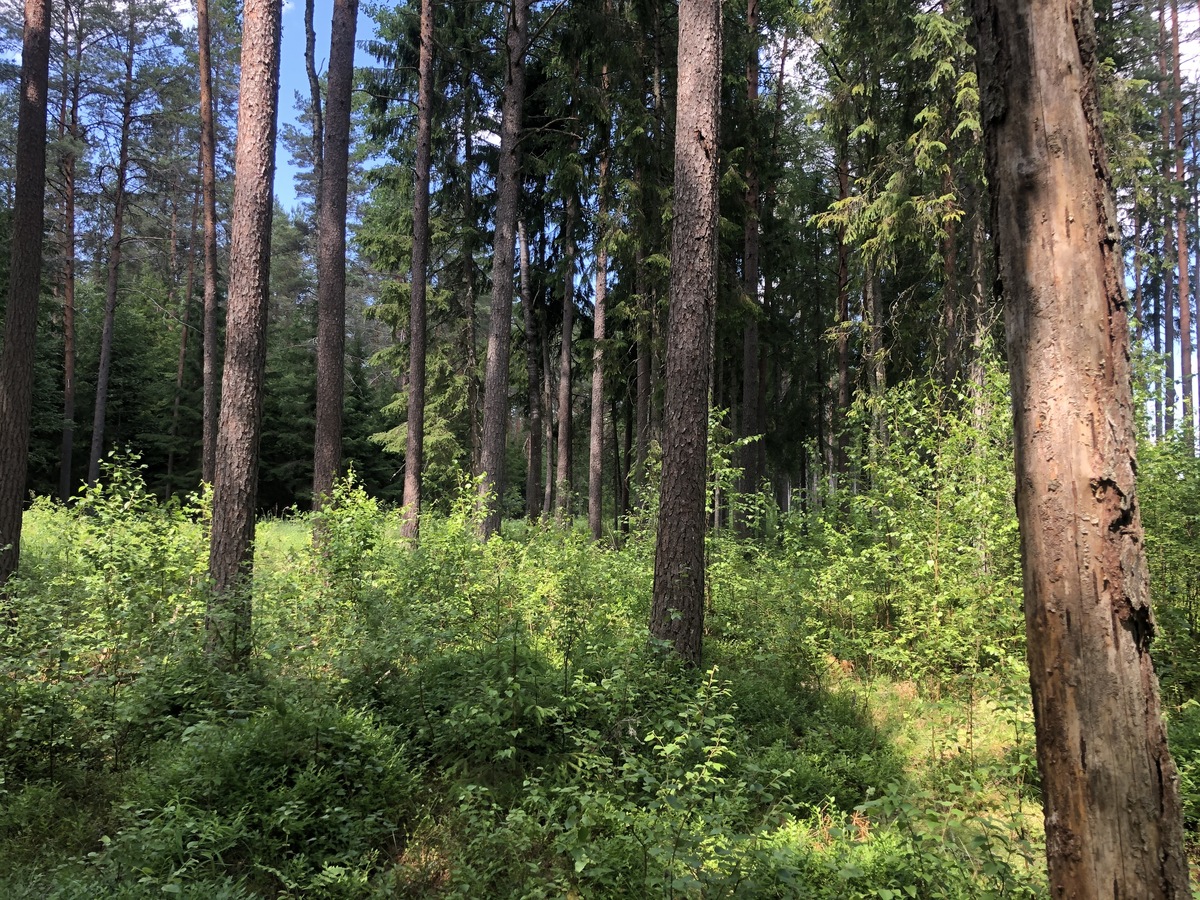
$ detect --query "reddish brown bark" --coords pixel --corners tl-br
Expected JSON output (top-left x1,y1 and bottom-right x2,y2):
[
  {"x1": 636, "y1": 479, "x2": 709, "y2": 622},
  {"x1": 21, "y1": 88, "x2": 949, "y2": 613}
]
[
  {"x1": 972, "y1": 1, "x2": 1190, "y2": 894},
  {"x1": 206, "y1": 0, "x2": 282, "y2": 664}
]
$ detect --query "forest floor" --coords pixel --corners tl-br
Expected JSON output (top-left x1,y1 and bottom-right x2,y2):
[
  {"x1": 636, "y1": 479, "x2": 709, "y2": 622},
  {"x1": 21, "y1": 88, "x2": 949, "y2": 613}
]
[{"x1": 0, "y1": 471, "x2": 1197, "y2": 898}]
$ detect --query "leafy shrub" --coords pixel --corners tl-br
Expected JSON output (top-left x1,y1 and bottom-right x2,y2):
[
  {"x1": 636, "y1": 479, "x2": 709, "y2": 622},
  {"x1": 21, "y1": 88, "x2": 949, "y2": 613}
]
[{"x1": 93, "y1": 700, "x2": 421, "y2": 897}]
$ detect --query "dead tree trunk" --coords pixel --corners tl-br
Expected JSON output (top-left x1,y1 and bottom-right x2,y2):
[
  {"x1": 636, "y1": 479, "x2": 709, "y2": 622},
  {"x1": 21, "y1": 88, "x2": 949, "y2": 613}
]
[{"x1": 971, "y1": 1, "x2": 1191, "y2": 895}]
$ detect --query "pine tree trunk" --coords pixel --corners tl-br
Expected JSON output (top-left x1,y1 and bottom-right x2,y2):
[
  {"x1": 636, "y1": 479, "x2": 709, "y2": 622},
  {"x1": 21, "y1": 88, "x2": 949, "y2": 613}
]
[
  {"x1": 198, "y1": 0, "x2": 221, "y2": 484},
  {"x1": 477, "y1": 0, "x2": 528, "y2": 537},
  {"x1": 542, "y1": 322, "x2": 555, "y2": 516},
  {"x1": 834, "y1": 140, "x2": 851, "y2": 479},
  {"x1": 1171, "y1": 0, "x2": 1192, "y2": 442},
  {"x1": 555, "y1": 189, "x2": 578, "y2": 522},
  {"x1": 738, "y1": 0, "x2": 762, "y2": 526},
  {"x1": 206, "y1": 0, "x2": 282, "y2": 665},
  {"x1": 168, "y1": 183, "x2": 201, "y2": 492},
  {"x1": 312, "y1": 0, "x2": 358, "y2": 509},
  {"x1": 650, "y1": 0, "x2": 721, "y2": 666},
  {"x1": 519, "y1": 220, "x2": 542, "y2": 520},
  {"x1": 0, "y1": 0, "x2": 50, "y2": 592},
  {"x1": 58, "y1": 7, "x2": 80, "y2": 502},
  {"x1": 972, "y1": 2, "x2": 1191, "y2": 894},
  {"x1": 400, "y1": 0, "x2": 431, "y2": 539},
  {"x1": 588, "y1": 95, "x2": 611, "y2": 541},
  {"x1": 304, "y1": 0, "x2": 323, "y2": 205},
  {"x1": 634, "y1": 242, "x2": 651, "y2": 499},
  {"x1": 88, "y1": 12, "x2": 135, "y2": 486},
  {"x1": 1159, "y1": 0, "x2": 1176, "y2": 433}
]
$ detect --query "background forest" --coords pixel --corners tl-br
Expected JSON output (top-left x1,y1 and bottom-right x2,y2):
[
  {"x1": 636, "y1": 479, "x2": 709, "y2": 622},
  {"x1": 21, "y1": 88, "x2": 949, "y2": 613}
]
[{"x1": 2, "y1": 0, "x2": 1200, "y2": 896}]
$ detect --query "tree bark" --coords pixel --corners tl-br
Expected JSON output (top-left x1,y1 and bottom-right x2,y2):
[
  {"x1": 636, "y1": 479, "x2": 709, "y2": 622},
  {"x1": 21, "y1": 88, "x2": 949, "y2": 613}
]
[
  {"x1": 589, "y1": 77, "x2": 611, "y2": 541},
  {"x1": 400, "y1": 0, "x2": 431, "y2": 539},
  {"x1": 1171, "y1": 0, "x2": 1192, "y2": 442},
  {"x1": 971, "y1": 2, "x2": 1191, "y2": 895},
  {"x1": 478, "y1": 0, "x2": 528, "y2": 537},
  {"x1": 197, "y1": 0, "x2": 221, "y2": 484},
  {"x1": 57, "y1": 0, "x2": 79, "y2": 502},
  {"x1": 555, "y1": 189, "x2": 577, "y2": 522},
  {"x1": 312, "y1": 0, "x2": 358, "y2": 509},
  {"x1": 0, "y1": 0, "x2": 51, "y2": 592},
  {"x1": 87, "y1": 6, "x2": 135, "y2": 487},
  {"x1": 650, "y1": 0, "x2": 720, "y2": 666},
  {"x1": 206, "y1": 0, "x2": 282, "y2": 665},
  {"x1": 738, "y1": 0, "x2": 763, "y2": 523},
  {"x1": 519, "y1": 219, "x2": 542, "y2": 520},
  {"x1": 168, "y1": 183, "x2": 202, "y2": 492},
  {"x1": 304, "y1": 0, "x2": 323, "y2": 206}
]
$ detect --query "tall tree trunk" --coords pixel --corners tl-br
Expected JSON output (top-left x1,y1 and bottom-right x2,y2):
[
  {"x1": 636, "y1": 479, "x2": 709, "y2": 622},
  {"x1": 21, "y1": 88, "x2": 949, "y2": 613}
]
[
  {"x1": 1159, "y1": 0, "x2": 1176, "y2": 433},
  {"x1": 554, "y1": 189, "x2": 578, "y2": 522},
  {"x1": 1171, "y1": 0, "x2": 1192, "y2": 442},
  {"x1": 198, "y1": 0, "x2": 221, "y2": 483},
  {"x1": 864, "y1": 264, "x2": 887, "y2": 452},
  {"x1": 834, "y1": 137, "x2": 851, "y2": 479},
  {"x1": 88, "y1": 9, "x2": 135, "y2": 486},
  {"x1": 0, "y1": 0, "x2": 51, "y2": 592},
  {"x1": 58, "y1": 2, "x2": 79, "y2": 502},
  {"x1": 304, "y1": 0, "x2": 323, "y2": 205},
  {"x1": 312, "y1": 0, "x2": 358, "y2": 508},
  {"x1": 461, "y1": 115, "x2": 481, "y2": 475},
  {"x1": 519, "y1": 219, "x2": 542, "y2": 520},
  {"x1": 167, "y1": 183, "x2": 202, "y2": 491},
  {"x1": 650, "y1": 0, "x2": 720, "y2": 666},
  {"x1": 206, "y1": 0, "x2": 282, "y2": 666},
  {"x1": 634, "y1": 241, "x2": 651, "y2": 499},
  {"x1": 738, "y1": 0, "x2": 762, "y2": 525},
  {"x1": 589, "y1": 70, "x2": 612, "y2": 541},
  {"x1": 400, "y1": 0, "x2": 431, "y2": 539},
  {"x1": 477, "y1": 0, "x2": 528, "y2": 537},
  {"x1": 542, "y1": 317, "x2": 555, "y2": 516},
  {"x1": 588, "y1": 197, "x2": 609, "y2": 541},
  {"x1": 971, "y1": 2, "x2": 1190, "y2": 895}
]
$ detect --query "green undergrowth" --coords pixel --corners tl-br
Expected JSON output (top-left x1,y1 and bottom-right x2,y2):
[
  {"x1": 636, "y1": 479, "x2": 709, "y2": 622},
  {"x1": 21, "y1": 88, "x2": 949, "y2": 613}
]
[{"x1": 3, "y1": 371, "x2": 1198, "y2": 897}]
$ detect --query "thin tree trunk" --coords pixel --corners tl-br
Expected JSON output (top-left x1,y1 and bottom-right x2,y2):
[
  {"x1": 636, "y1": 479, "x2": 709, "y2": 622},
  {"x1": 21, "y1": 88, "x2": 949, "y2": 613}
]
[
  {"x1": 477, "y1": 0, "x2": 528, "y2": 537},
  {"x1": 650, "y1": 0, "x2": 721, "y2": 665},
  {"x1": 1172, "y1": 0, "x2": 1192, "y2": 442},
  {"x1": 542, "y1": 316, "x2": 555, "y2": 516},
  {"x1": 304, "y1": 0, "x2": 323, "y2": 205},
  {"x1": 555, "y1": 189, "x2": 578, "y2": 522},
  {"x1": 58, "y1": 2, "x2": 79, "y2": 502},
  {"x1": 400, "y1": 0, "x2": 431, "y2": 539},
  {"x1": 972, "y1": 2, "x2": 1190, "y2": 895},
  {"x1": 834, "y1": 137, "x2": 851, "y2": 479},
  {"x1": 167, "y1": 182, "x2": 202, "y2": 492},
  {"x1": 206, "y1": 0, "x2": 282, "y2": 665},
  {"x1": 634, "y1": 241, "x2": 651, "y2": 498},
  {"x1": 1160, "y1": 0, "x2": 1176, "y2": 433},
  {"x1": 738, "y1": 0, "x2": 762, "y2": 525},
  {"x1": 461, "y1": 91, "x2": 481, "y2": 475},
  {"x1": 312, "y1": 0, "x2": 358, "y2": 509},
  {"x1": 588, "y1": 77, "x2": 611, "y2": 541},
  {"x1": 0, "y1": 0, "x2": 51, "y2": 592},
  {"x1": 519, "y1": 219, "x2": 542, "y2": 520},
  {"x1": 88, "y1": 9, "x2": 135, "y2": 486},
  {"x1": 198, "y1": 0, "x2": 221, "y2": 483}
]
